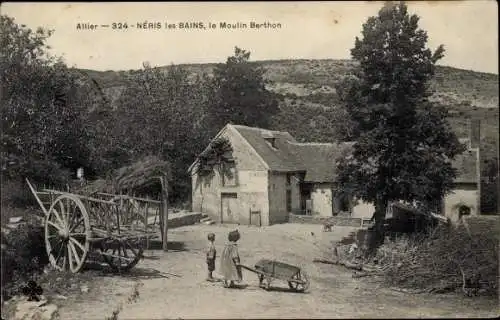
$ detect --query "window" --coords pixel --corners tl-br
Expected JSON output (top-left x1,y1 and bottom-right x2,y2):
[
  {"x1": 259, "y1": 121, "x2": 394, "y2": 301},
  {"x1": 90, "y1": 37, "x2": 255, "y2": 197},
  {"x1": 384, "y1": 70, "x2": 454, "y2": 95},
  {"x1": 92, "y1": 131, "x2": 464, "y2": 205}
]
[
  {"x1": 222, "y1": 162, "x2": 237, "y2": 187},
  {"x1": 286, "y1": 174, "x2": 292, "y2": 186}
]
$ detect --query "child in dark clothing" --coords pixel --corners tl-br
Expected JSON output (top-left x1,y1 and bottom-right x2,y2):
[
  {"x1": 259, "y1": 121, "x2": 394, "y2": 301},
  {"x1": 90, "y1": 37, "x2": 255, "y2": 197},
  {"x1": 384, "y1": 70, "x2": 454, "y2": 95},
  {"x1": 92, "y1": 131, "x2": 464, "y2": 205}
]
[{"x1": 206, "y1": 233, "x2": 216, "y2": 281}]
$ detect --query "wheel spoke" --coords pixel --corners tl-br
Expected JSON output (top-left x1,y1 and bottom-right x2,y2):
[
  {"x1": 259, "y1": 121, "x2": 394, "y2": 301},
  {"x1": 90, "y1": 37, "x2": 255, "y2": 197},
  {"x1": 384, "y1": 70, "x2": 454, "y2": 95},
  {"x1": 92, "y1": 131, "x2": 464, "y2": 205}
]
[
  {"x1": 47, "y1": 220, "x2": 64, "y2": 232},
  {"x1": 69, "y1": 237, "x2": 86, "y2": 252},
  {"x1": 58, "y1": 201, "x2": 68, "y2": 226},
  {"x1": 123, "y1": 243, "x2": 129, "y2": 258},
  {"x1": 117, "y1": 244, "x2": 123, "y2": 267},
  {"x1": 125, "y1": 240, "x2": 139, "y2": 257},
  {"x1": 70, "y1": 218, "x2": 84, "y2": 233},
  {"x1": 69, "y1": 242, "x2": 81, "y2": 267},
  {"x1": 67, "y1": 209, "x2": 77, "y2": 231},
  {"x1": 68, "y1": 243, "x2": 74, "y2": 269},
  {"x1": 70, "y1": 232, "x2": 87, "y2": 237},
  {"x1": 51, "y1": 208, "x2": 65, "y2": 229}
]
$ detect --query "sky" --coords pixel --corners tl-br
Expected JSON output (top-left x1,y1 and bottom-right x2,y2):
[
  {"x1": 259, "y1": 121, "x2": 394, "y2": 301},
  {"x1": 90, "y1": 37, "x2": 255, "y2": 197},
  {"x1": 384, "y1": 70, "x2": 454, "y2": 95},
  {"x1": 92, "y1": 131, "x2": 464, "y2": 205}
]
[{"x1": 2, "y1": 1, "x2": 498, "y2": 74}]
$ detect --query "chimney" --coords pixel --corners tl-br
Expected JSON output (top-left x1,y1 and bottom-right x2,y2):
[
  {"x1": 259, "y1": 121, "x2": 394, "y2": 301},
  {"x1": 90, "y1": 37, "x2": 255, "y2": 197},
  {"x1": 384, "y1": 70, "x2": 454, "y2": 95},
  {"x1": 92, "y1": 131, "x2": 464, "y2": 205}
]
[
  {"x1": 470, "y1": 119, "x2": 481, "y2": 149},
  {"x1": 262, "y1": 131, "x2": 277, "y2": 148}
]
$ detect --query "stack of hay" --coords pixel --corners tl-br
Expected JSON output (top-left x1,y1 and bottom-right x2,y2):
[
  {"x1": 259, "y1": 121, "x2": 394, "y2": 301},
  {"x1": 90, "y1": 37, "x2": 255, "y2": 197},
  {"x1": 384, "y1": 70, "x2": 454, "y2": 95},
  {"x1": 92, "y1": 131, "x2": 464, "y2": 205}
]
[{"x1": 77, "y1": 156, "x2": 171, "y2": 195}]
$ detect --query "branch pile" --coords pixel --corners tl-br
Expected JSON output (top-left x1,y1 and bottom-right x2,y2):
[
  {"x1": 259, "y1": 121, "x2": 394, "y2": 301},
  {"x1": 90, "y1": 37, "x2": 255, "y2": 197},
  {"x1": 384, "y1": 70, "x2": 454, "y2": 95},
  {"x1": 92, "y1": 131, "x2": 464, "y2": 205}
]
[{"x1": 317, "y1": 221, "x2": 499, "y2": 296}]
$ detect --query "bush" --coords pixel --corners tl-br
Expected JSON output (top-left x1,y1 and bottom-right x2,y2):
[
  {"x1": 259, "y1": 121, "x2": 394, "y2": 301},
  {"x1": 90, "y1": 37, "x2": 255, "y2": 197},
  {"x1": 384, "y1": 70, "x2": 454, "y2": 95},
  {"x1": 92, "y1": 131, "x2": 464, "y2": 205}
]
[
  {"x1": 1, "y1": 223, "x2": 48, "y2": 299},
  {"x1": 379, "y1": 224, "x2": 498, "y2": 295}
]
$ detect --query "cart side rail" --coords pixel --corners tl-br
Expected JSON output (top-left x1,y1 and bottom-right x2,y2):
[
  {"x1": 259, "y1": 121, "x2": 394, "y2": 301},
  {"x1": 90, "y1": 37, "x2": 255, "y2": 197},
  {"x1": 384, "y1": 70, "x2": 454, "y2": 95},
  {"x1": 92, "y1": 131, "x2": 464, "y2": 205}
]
[{"x1": 26, "y1": 178, "x2": 50, "y2": 216}]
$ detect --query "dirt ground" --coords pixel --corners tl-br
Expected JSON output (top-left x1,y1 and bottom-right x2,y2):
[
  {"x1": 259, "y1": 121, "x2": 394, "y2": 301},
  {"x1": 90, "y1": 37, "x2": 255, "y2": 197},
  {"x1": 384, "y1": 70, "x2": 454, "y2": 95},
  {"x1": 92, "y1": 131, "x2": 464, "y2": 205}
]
[{"x1": 53, "y1": 223, "x2": 498, "y2": 319}]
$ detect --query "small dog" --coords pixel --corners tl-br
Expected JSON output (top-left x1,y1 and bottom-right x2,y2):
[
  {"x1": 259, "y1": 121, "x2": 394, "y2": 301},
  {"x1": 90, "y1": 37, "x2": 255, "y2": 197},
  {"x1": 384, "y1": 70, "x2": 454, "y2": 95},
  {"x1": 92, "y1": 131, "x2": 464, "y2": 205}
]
[{"x1": 323, "y1": 221, "x2": 334, "y2": 232}]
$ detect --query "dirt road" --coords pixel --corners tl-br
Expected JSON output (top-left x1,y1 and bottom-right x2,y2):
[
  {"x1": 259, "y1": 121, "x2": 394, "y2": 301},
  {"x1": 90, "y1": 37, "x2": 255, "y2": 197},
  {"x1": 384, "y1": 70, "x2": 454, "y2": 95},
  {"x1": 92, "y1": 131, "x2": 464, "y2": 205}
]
[{"x1": 56, "y1": 223, "x2": 498, "y2": 319}]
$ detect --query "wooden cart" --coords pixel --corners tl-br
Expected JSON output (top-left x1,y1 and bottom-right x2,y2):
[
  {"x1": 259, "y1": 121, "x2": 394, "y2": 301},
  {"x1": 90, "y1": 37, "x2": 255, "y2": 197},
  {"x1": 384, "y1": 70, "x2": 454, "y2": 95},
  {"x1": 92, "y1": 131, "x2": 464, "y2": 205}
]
[
  {"x1": 26, "y1": 178, "x2": 166, "y2": 273},
  {"x1": 240, "y1": 259, "x2": 310, "y2": 292}
]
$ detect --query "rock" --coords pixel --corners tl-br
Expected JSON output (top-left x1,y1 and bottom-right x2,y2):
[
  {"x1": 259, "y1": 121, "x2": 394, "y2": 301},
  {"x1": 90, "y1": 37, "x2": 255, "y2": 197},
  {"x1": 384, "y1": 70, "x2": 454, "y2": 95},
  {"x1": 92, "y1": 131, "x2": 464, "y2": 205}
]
[
  {"x1": 80, "y1": 285, "x2": 89, "y2": 293},
  {"x1": 53, "y1": 294, "x2": 67, "y2": 300},
  {"x1": 39, "y1": 304, "x2": 58, "y2": 320},
  {"x1": 14, "y1": 298, "x2": 56, "y2": 320}
]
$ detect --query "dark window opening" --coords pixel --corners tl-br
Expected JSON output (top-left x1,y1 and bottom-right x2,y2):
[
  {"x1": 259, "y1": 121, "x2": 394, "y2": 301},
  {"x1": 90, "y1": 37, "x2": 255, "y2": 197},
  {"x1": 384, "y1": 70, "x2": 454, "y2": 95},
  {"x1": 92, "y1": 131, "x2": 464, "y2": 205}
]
[
  {"x1": 458, "y1": 205, "x2": 471, "y2": 219},
  {"x1": 339, "y1": 195, "x2": 350, "y2": 212}
]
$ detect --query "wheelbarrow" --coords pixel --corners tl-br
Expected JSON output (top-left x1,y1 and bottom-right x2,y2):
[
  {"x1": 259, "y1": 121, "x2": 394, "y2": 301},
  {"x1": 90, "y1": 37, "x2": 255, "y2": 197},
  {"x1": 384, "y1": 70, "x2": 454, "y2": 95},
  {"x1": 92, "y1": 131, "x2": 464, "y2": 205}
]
[{"x1": 239, "y1": 259, "x2": 310, "y2": 292}]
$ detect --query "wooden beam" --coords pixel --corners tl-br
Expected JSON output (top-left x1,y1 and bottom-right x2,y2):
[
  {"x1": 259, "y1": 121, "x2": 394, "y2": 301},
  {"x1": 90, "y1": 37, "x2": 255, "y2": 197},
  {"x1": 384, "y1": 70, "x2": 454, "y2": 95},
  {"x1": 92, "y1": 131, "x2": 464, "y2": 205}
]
[{"x1": 160, "y1": 175, "x2": 169, "y2": 251}]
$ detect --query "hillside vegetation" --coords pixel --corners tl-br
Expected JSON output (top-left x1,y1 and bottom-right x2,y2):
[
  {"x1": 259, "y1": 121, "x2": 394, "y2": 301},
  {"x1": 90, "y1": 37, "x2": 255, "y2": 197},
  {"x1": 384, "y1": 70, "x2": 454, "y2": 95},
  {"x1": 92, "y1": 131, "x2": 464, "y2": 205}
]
[
  {"x1": 79, "y1": 59, "x2": 499, "y2": 144},
  {"x1": 76, "y1": 59, "x2": 499, "y2": 213}
]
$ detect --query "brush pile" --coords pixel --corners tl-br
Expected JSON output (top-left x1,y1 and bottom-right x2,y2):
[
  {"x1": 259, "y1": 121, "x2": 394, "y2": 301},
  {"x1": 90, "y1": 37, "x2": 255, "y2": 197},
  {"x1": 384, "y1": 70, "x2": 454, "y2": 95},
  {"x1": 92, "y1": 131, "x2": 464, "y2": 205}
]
[{"x1": 330, "y1": 220, "x2": 499, "y2": 296}]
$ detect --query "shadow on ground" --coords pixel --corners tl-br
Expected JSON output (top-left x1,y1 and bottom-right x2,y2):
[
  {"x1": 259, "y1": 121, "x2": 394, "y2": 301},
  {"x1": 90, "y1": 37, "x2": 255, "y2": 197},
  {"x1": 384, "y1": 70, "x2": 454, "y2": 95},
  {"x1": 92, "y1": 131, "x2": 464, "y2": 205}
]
[
  {"x1": 144, "y1": 240, "x2": 187, "y2": 252},
  {"x1": 81, "y1": 262, "x2": 182, "y2": 279}
]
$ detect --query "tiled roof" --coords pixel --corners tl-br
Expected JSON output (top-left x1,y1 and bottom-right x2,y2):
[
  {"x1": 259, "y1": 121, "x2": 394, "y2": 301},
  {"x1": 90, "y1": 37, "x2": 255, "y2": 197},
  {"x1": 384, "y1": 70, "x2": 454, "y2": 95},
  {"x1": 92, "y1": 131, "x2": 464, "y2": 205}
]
[
  {"x1": 231, "y1": 125, "x2": 305, "y2": 172},
  {"x1": 287, "y1": 142, "x2": 354, "y2": 182},
  {"x1": 227, "y1": 124, "x2": 479, "y2": 185}
]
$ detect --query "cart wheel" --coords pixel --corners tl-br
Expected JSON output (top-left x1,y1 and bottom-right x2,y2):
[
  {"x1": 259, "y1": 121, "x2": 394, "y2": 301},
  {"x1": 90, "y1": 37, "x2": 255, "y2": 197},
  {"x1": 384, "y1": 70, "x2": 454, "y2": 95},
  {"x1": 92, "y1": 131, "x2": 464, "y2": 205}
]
[
  {"x1": 288, "y1": 270, "x2": 310, "y2": 292},
  {"x1": 100, "y1": 238, "x2": 143, "y2": 272},
  {"x1": 45, "y1": 194, "x2": 91, "y2": 273}
]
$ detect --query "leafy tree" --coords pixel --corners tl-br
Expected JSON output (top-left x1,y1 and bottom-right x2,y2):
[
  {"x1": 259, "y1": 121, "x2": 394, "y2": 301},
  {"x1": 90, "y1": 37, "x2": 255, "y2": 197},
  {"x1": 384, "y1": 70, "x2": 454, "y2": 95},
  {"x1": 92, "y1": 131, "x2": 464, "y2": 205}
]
[
  {"x1": 113, "y1": 63, "x2": 212, "y2": 203},
  {"x1": 1, "y1": 15, "x2": 91, "y2": 185},
  {"x1": 209, "y1": 46, "x2": 279, "y2": 130},
  {"x1": 334, "y1": 2, "x2": 465, "y2": 254}
]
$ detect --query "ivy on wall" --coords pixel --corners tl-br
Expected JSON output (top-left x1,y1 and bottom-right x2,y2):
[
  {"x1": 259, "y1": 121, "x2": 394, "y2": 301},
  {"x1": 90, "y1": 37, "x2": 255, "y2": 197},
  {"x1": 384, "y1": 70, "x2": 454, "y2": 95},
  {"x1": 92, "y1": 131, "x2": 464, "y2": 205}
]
[{"x1": 196, "y1": 137, "x2": 234, "y2": 178}]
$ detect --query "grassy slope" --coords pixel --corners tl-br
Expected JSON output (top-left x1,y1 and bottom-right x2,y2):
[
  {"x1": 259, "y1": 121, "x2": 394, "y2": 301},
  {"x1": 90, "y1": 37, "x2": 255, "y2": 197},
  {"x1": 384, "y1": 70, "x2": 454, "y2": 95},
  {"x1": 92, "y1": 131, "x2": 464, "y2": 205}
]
[{"x1": 77, "y1": 59, "x2": 499, "y2": 147}]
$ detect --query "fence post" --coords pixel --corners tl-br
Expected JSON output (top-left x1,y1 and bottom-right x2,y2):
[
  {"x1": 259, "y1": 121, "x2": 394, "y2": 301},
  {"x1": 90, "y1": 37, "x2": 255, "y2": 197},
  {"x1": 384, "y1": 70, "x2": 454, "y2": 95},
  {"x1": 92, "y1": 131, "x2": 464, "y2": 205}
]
[{"x1": 160, "y1": 176, "x2": 169, "y2": 252}]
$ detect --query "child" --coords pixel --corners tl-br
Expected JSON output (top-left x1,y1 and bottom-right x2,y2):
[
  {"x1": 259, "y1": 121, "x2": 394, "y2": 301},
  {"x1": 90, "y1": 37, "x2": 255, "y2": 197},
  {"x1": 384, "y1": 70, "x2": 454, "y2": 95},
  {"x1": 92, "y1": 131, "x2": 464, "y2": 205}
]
[
  {"x1": 206, "y1": 233, "x2": 216, "y2": 281},
  {"x1": 220, "y1": 229, "x2": 243, "y2": 288}
]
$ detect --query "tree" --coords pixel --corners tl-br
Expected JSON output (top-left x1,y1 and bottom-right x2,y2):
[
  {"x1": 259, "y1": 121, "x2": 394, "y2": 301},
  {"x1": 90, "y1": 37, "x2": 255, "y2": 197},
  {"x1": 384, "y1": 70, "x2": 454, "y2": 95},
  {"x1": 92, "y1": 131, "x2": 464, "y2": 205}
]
[
  {"x1": 334, "y1": 2, "x2": 465, "y2": 254},
  {"x1": 113, "y1": 63, "x2": 212, "y2": 203},
  {"x1": 1, "y1": 15, "x2": 91, "y2": 185},
  {"x1": 208, "y1": 46, "x2": 278, "y2": 131}
]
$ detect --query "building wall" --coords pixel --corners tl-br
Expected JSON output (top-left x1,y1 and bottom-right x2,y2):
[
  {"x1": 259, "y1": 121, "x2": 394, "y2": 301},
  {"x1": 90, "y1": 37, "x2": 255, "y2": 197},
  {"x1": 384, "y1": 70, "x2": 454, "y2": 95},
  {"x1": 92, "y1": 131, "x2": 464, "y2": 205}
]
[
  {"x1": 191, "y1": 125, "x2": 270, "y2": 225},
  {"x1": 311, "y1": 183, "x2": 333, "y2": 217},
  {"x1": 443, "y1": 183, "x2": 479, "y2": 224},
  {"x1": 351, "y1": 200, "x2": 376, "y2": 219}
]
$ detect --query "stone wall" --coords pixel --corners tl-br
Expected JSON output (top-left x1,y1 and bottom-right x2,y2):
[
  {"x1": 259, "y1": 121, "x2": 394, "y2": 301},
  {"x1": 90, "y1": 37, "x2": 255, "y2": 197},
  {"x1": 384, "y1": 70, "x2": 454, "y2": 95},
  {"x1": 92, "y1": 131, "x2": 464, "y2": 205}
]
[
  {"x1": 167, "y1": 212, "x2": 204, "y2": 229},
  {"x1": 289, "y1": 213, "x2": 365, "y2": 227}
]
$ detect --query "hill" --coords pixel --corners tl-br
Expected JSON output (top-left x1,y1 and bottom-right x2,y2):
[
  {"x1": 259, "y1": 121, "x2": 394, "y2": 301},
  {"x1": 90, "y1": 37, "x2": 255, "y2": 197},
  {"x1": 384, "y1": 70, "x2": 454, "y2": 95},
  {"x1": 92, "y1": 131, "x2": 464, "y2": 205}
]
[{"x1": 76, "y1": 59, "x2": 499, "y2": 147}]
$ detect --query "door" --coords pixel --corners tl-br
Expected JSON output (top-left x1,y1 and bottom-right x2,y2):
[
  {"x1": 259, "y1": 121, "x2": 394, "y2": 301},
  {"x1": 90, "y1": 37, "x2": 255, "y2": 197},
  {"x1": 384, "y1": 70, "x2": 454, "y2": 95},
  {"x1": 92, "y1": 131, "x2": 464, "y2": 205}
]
[{"x1": 221, "y1": 193, "x2": 238, "y2": 224}]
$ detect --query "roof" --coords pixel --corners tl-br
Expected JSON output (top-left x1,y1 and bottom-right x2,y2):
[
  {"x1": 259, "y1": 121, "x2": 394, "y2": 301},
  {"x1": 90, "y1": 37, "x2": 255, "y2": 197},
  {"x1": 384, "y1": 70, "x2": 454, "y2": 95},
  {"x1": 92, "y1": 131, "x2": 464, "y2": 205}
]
[
  {"x1": 287, "y1": 142, "x2": 354, "y2": 182},
  {"x1": 191, "y1": 123, "x2": 479, "y2": 186},
  {"x1": 386, "y1": 201, "x2": 448, "y2": 224},
  {"x1": 452, "y1": 148, "x2": 478, "y2": 184},
  {"x1": 231, "y1": 125, "x2": 305, "y2": 172}
]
